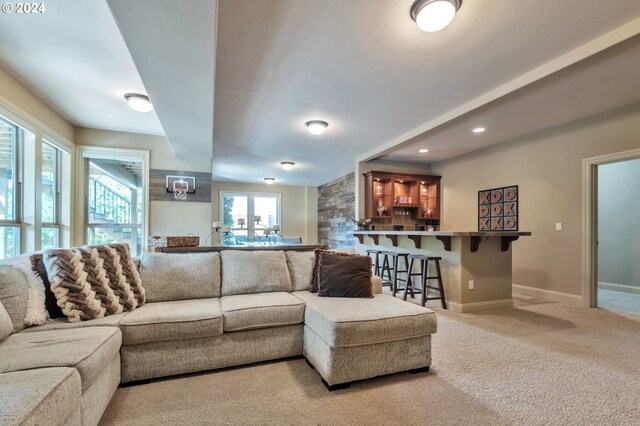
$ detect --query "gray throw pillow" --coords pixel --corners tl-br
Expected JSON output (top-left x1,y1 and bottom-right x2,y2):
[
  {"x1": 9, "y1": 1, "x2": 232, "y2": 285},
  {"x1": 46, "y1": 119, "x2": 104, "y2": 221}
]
[{"x1": 0, "y1": 266, "x2": 29, "y2": 332}]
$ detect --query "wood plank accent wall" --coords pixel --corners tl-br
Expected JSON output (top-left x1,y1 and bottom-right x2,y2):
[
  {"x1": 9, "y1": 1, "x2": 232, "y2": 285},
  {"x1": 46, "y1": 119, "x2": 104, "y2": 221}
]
[{"x1": 317, "y1": 172, "x2": 356, "y2": 249}]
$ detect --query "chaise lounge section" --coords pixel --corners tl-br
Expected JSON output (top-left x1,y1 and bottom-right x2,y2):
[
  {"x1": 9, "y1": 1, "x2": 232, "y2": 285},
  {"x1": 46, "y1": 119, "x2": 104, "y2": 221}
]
[{"x1": 0, "y1": 248, "x2": 437, "y2": 425}]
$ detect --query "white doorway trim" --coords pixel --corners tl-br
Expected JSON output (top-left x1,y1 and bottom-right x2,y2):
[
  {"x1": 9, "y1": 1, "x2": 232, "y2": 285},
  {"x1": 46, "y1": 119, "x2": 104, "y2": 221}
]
[{"x1": 582, "y1": 147, "x2": 640, "y2": 308}]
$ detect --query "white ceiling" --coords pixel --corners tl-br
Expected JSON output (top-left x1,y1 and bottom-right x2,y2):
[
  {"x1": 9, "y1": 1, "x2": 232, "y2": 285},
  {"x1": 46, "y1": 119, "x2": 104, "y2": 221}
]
[
  {"x1": 106, "y1": 0, "x2": 217, "y2": 161},
  {"x1": 0, "y1": 0, "x2": 163, "y2": 135},
  {"x1": 379, "y1": 34, "x2": 640, "y2": 164},
  {"x1": 1, "y1": 1, "x2": 640, "y2": 186},
  {"x1": 213, "y1": 0, "x2": 640, "y2": 186}
]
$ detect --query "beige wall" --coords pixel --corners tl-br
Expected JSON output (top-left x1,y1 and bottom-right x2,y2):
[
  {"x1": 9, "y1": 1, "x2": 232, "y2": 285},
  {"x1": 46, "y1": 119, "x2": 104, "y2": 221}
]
[
  {"x1": 598, "y1": 158, "x2": 640, "y2": 288},
  {"x1": 211, "y1": 181, "x2": 318, "y2": 244},
  {"x1": 432, "y1": 104, "x2": 640, "y2": 297},
  {"x1": 75, "y1": 128, "x2": 213, "y2": 244},
  {"x1": 0, "y1": 67, "x2": 73, "y2": 142}
]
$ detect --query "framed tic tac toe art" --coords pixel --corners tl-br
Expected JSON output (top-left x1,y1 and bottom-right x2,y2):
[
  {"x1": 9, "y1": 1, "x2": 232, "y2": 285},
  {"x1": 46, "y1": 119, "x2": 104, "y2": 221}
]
[{"x1": 478, "y1": 185, "x2": 518, "y2": 231}]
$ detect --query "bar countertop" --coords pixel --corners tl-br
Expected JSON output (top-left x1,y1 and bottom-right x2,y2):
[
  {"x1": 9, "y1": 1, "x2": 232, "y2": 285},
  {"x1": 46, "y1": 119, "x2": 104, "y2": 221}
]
[{"x1": 352, "y1": 230, "x2": 531, "y2": 252}]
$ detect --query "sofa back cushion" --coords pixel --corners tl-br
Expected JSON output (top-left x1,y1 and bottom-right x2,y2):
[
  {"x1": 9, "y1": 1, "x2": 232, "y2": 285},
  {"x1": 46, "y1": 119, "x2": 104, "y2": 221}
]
[
  {"x1": 0, "y1": 266, "x2": 30, "y2": 332},
  {"x1": 140, "y1": 252, "x2": 221, "y2": 302},
  {"x1": 221, "y1": 250, "x2": 292, "y2": 296},
  {"x1": 286, "y1": 251, "x2": 315, "y2": 291},
  {"x1": 0, "y1": 301, "x2": 14, "y2": 340}
]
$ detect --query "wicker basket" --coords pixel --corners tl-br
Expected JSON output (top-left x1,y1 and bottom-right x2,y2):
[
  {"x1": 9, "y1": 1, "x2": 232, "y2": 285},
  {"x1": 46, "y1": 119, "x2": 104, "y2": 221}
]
[{"x1": 166, "y1": 235, "x2": 200, "y2": 247}]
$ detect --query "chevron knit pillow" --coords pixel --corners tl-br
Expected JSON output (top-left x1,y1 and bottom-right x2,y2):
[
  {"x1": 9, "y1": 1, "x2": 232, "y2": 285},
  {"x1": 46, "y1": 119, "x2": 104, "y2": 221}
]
[
  {"x1": 110, "y1": 243, "x2": 145, "y2": 306},
  {"x1": 77, "y1": 247, "x2": 123, "y2": 315},
  {"x1": 43, "y1": 249, "x2": 106, "y2": 322},
  {"x1": 89, "y1": 244, "x2": 139, "y2": 311}
]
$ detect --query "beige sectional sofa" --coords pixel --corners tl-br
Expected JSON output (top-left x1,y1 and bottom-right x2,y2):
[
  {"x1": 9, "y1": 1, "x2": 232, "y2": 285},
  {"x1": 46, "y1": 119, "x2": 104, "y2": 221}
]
[{"x1": 0, "y1": 249, "x2": 437, "y2": 425}]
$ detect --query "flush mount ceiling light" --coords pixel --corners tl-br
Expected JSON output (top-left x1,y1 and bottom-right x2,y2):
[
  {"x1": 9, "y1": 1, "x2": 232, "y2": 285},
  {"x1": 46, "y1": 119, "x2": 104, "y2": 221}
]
[
  {"x1": 419, "y1": 149, "x2": 429, "y2": 153},
  {"x1": 124, "y1": 93, "x2": 153, "y2": 113},
  {"x1": 280, "y1": 161, "x2": 295, "y2": 170},
  {"x1": 305, "y1": 120, "x2": 329, "y2": 135},
  {"x1": 410, "y1": 0, "x2": 461, "y2": 32},
  {"x1": 473, "y1": 127, "x2": 486, "y2": 133},
  {"x1": 264, "y1": 177, "x2": 276, "y2": 184}
]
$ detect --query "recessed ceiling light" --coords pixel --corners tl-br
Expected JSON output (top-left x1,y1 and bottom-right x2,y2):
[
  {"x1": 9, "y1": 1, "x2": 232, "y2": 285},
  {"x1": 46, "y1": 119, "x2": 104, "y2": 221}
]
[
  {"x1": 305, "y1": 120, "x2": 329, "y2": 135},
  {"x1": 280, "y1": 161, "x2": 295, "y2": 170},
  {"x1": 473, "y1": 127, "x2": 486, "y2": 133},
  {"x1": 264, "y1": 177, "x2": 276, "y2": 184},
  {"x1": 410, "y1": 0, "x2": 461, "y2": 32},
  {"x1": 419, "y1": 149, "x2": 429, "y2": 153},
  {"x1": 124, "y1": 93, "x2": 153, "y2": 113}
]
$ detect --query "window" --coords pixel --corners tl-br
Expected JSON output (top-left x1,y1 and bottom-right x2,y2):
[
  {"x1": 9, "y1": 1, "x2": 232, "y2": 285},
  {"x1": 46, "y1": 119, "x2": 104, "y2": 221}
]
[
  {"x1": 41, "y1": 141, "x2": 60, "y2": 249},
  {"x1": 84, "y1": 153, "x2": 146, "y2": 257},
  {"x1": 222, "y1": 192, "x2": 280, "y2": 242},
  {"x1": 0, "y1": 116, "x2": 20, "y2": 259}
]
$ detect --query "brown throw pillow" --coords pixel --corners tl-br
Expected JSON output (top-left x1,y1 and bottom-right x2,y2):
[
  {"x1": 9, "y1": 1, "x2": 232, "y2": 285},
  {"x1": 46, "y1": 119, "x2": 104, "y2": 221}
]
[
  {"x1": 30, "y1": 253, "x2": 65, "y2": 319},
  {"x1": 89, "y1": 245, "x2": 138, "y2": 311},
  {"x1": 316, "y1": 251, "x2": 373, "y2": 298},
  {"x1": 42, "y1": 249, "x2": 106, "y2": 322},
  {"x1": 309, "y1": 249, "x2": 323, "y2": 293}
]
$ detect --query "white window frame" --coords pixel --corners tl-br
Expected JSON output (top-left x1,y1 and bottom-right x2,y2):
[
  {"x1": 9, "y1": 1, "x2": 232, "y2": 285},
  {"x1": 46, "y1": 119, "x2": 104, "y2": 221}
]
[
  {"x1": 41, "y1": 140, "x2": 61, "y2": 249},
  {"x1": 0, "y1": 115, "x2": 22, "y2": 257},
  {"x1": 76, "y1": 146, "x2": 149, "y2": 255},
  {"x1": 220, "y1": 191, "x2": 281, "y2": 242}
]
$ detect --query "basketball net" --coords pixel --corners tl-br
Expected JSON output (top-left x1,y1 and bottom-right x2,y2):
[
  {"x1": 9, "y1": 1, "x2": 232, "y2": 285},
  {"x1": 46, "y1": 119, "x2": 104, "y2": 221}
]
[{"x1": 173, "y1": 187, "x2": 187, "y2": 200}]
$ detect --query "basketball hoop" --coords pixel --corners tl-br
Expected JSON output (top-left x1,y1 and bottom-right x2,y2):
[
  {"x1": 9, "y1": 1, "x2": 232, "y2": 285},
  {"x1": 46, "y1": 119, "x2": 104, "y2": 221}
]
[
  {"x1": 173, "y1": 180, "x2": 188, "y2": 200},
  {"x1": 173, "y1": 187, "x2": 187, "y2": 200}
]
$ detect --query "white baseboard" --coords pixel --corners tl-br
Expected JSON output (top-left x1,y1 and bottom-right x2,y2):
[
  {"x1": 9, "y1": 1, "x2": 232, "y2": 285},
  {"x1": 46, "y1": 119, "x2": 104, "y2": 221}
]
[
  {"x1": 447, "y1": 299, "x2": 513, "y2": 313},
  {"x1": 598, "y1": 281, "x2": 640, "y2": 295},
  {"x1": 512, "y1": 284, "x2": 582, "y2": 306}
]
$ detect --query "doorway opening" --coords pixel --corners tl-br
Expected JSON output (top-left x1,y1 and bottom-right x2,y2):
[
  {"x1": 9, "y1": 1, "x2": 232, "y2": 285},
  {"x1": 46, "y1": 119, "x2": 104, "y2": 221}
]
[
  {"x1": 596, "y1": 158, "x2": 640, "y2": 315},
  {"x1": 583, "y1": 148, "x2": 640, "y2": 314}
]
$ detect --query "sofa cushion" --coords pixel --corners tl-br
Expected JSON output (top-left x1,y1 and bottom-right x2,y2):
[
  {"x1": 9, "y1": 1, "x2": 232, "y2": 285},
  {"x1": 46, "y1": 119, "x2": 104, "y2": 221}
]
[
  {"x1": 140, "y1": 252, "x2": 221, "y2": 301},
  {"x1": 0, "y1": 266, "x2": 29, "y2": 332},
  {"x1": 119, "y1": 299, "x2": 223, "y2": 345},
  {"x1": 0, "y1": 302, "x2": 12, "y2": 340},
  {"x1": 221, "y1": 292, "x2": 305, "y2": 332},
  {"x1": 42, "y1": 248, "x2": 106, "y2": 322},
  {"x1": 285, "y1": 251, "x2": 315, "y2": 291},
  {"x1": 19, "y1": 312, "x2": 127, "y2": 333},
  {"x1": 0, "y1": 326, "x2": 121, "y2": 390},
  {"x1": 293, "y1": 291, "x2": 437, "y2": 348},
  {"x1": 221, "y1": 251, "x2": 292, "y2": 296},
  {"x1": 0, "y1": 367, "x2": 81, "y2": 426}
]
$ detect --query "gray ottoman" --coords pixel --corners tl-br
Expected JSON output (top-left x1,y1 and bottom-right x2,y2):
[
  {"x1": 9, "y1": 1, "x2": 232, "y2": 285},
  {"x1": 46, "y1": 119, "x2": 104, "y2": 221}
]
[{"x1": 293, "y1": 292, "x2": 437, "y2": 390}]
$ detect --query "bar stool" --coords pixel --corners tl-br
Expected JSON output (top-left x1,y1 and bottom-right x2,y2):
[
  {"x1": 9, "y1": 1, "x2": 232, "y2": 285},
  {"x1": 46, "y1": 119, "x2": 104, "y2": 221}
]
[
  {"x1": 392, "y1": 252, "x2": 411, "y2": 297},
  {"x1": 379, "y1": 251, "x2": 395, "y2": 291},
  {"x1": 365, "y1": 249, "x2": 382, "y2": 276},
  {"x1": 403, "y1": 254, "x2": 447, "y2": 309}
]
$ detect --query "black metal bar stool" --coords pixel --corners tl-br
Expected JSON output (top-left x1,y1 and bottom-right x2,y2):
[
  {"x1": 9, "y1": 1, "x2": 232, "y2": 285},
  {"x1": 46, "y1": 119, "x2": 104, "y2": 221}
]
[
  {"x1": 379, "y1": 251, "x2": 399, "y2": 291},
  {"x1": 365, "y1": 249, "x2": 382, "y2": 276},
  {"x1": 403, "y1": 255, "x2": 447, "y2": 309},
  {"x1": 390, "y1": 252, "x2": 410, "y2": 296}
]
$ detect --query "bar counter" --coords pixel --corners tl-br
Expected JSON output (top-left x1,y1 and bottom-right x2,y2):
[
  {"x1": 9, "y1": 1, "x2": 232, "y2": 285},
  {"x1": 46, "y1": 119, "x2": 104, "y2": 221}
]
[{"x1": 352, "y1": 230, "x2": 532, "y2": 313}]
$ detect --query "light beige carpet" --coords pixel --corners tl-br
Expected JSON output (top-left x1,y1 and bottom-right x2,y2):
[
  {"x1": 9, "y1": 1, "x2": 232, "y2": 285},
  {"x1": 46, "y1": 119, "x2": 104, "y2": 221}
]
[{"x1": 100, "y1": 299, "x2": 640, "y2": 425}]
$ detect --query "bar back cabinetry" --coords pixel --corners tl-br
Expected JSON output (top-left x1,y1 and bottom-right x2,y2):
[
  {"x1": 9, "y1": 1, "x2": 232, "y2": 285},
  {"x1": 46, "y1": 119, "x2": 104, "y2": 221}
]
[{"x1": 363, "y1": 171, "x2": 441, "y2": 225}]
